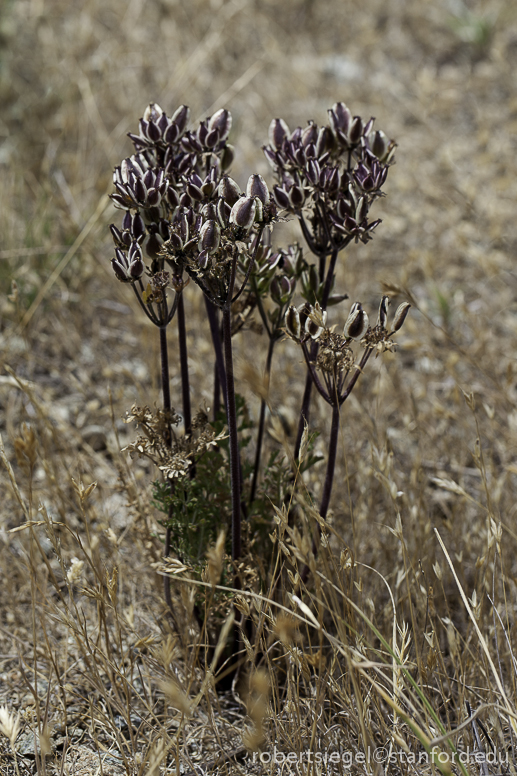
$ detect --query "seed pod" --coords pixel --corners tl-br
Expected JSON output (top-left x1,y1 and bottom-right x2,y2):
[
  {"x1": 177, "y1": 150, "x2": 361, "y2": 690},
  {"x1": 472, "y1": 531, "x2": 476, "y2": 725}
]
[
  {"x1": 356, "y1": 197, "x2": 368, "y2": 223},
  {"x1": 218, "y1": 176, "x2": 241, "y2": 206},
  {"x1": 328, "y1": 102, "x2": 352, "y2": 135},
  {"x1": 301, "y1": 122, "x2": 318, "y2": 148},
  {"x1": 197, "y1": 250, "x2": 210, "y2": 270},
  {"x1": 377, "y1": 295, "x2": 389, "y2": 328},
  {"x1": 392, "y1": 302, "x2": 411, "y2": 332},
  {"x1": 344, "y1": 304, "x2": 369, "y2": 340},
  {"x1": 271, "y1": 275, "x2": 293, "y2": 304},
  {"x1": 229, "y1": 196, "x2": 256, "y2": 230},
  {"x1": 246, "y1": 174, "x2": 269, "y2": 205},
  {"x1": 273, "y1": 185, "x2": 290, "y2": 210},
  {"x1": 268, "y1": 118, "x2": 290, "y2": 150},
  {"x1": 199, "y1": 220, "x2": 221, "y2": 254},
  {"x1": 215, "y1": 145, "x2": 231, "y2": 173},
  {"x1": 208, "y1": 108, "x2": 232, "y2": 142},
  {"x1": 305, "y1": 316, "x2": 323, "y2": 340},
  {"x1": 172, "y1": 105, "x2": 190, "y2": 135},
  {"x1": 289, "y1": 185, "x2": 305, "y2": 209},
  {"x1": 216, "y1": 197, "x2": 231, "y2": 228},
  {"x1": 167, "y1": 231, "x2": 183, "y2": 251},
  {"x1": 285, "y1": 305, "x2": 301, "y2": 340},
  {"x1": 370, "y1": 130, "x2": 389, "y2": 160},
  {"x1": 349, "y1": 116, "x2": 364, "y2": 144},
  {"x1": 143, "y1": 102, "x2": 164, "y2": 122}
]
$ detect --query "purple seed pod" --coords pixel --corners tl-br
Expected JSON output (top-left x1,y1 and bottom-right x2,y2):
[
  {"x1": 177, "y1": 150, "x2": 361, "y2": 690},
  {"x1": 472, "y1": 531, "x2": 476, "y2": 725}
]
[
  {"x1": 167, "y1": 231, "x2": 183, "y2": 251},
  {"x1": 268, "y1": 118, "x2": 290, "y2": 150},
  {"x1": 167, "y1": 187, "x2": 180, "y2": 209},
  {"x1": 305, "y1": 316, "x2": 323, "y2": 340},
  {"x1": 143, "y1": 103, "x2": 163, "y2": 122},
  {"x1": 199, "y1": 220, "x2": 221, "y2": 254},
  {"x1": 208, "y1": 108, "x2": 232, "y2": 142},
  {"x1": 306, "y1": 159, "x2": 321, "y2": 186},
  {"x1": 197, "y1": 250, "x2": 211, "y2": 270},
  {"x1": 369, "y1": 130, "x2": 389, "y2": 160},
  {"x1": 328, "y1": 102, "x2": 352, "y2": 136},
  {"x1": 301, "y1": 121, "x2": 318, "y2": 148},
  {"x1": 205, "y1": 129, "x2": 220, "y2": 149},
  {"x1": 392, "y1": 302, "x2": 411, "y2": 332},
  {"x1": 316, "y1": 126, "x2": 333, "y2": 157},
  {"x1": 270, "y1": 275, "x2": 293, "y2": 304},
  {"x1": 202, "y1": 202, "x2": 218, "y2": 220},
  {"x1": 356, "y1": 197, "x2": 368, "y2": 223},
  {"x1": 273, "y1": 185, "x2": 290, "y2": 210},
  {"x1": 285, "y1": 305, "x2": 301, "y2": 340},
  {"x1": 246, "y1": 174, "x2": 269, "y2": 205},
  {"x1": 349, "y1": 116, "x2": 364, "y2": 144},
  {"x1": 344, "y1": 304, "x2": 369, "y2": 340},
  {"x1": 187, "y1": 182, "x2": 204, "y2": 202},
  {"x1": 218, "y1": 176, "x2": 241, "y2": 206},
  {"x1": 377, "y1": 295, "x2": 389, "y2": 328},
  {"x1": 229, "y1": 196, "x2": 256, "y2": 230},
  {"x1": 289, "y1": 185, "x2": 305, "y2": 210},
  {"x1": 216, "y1": 197, "x2": 232, "y2": 228},
  {"x1": 172, "y1": 105, "x2": 190, "y2": 135}
]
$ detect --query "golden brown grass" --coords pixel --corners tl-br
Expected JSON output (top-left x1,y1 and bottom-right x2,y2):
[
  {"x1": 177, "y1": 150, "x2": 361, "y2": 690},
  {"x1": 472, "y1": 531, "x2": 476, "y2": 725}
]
[{"x1": 2, "y1": 0, "x2": 517, "y2": 773}]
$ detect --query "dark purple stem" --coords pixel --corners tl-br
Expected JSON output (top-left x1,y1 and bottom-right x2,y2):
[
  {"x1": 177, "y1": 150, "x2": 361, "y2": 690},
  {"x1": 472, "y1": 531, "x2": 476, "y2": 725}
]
[
  {"x1": 159, "y1": 326, "x2": 172, "y2": 445},
  {"x1": 177, "y1": 293, "x2": 191, "y2": 436},
  {"x1": 222, "y1": 299, "x2": 241, "y2": 562},
  {"x1": 249, "y1": 334, "x2": 275, "y2": 506},
  {"x1": 204, "y1": 297, "x2": 228, "y2": 412}
]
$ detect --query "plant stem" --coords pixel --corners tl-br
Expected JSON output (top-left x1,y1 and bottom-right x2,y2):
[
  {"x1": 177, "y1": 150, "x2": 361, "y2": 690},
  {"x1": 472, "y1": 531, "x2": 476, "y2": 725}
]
[
  {"x1": 249, "y1": 334, "x2": 275, "y2": 506},
  {"x1": 294, "y1": 246, "x2": 340, "y2": 459},
  {"x1": 319, "y1": 402, "x2": 340, "y2": 520},
  {"x1": 204, "y1": 296, "x2": 228, "y2": 412},
  {"x1": 222, "y1": 294, "x2": 241, "y2": 563},
  {"x1": 158, "y1": 323, "x2": 180, "y2": 629},
  {"x1": 177, "y1": 293, "x2": 191, "y2": 436},
  {"x1": 159, "y1": 326, "x2": 172, "y2": 446},
  {"x1": 300, "y1": 401, "x2": 340, "y2": 585}
]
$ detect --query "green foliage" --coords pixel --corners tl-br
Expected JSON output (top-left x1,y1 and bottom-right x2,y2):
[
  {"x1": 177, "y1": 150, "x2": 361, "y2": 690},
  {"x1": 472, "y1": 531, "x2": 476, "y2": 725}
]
[{"x1": 153, "y1": 395, "x2": 320, "y2": 575}]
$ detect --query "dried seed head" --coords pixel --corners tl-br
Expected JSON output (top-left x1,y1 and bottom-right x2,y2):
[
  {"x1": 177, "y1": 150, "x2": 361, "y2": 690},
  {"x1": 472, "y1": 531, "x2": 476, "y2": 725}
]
[
  {"x1": 206, "y1": 530, "x2": 226, "y2": 587},
  {"x1": 67, "y1": 557, "x2": 84, "y2": 585},
  {"x1": 344, "y1": 304, "x2": 369, "y2": 340},
  {"x1": 392, "y1": 302, "x2": 411, "y2": 332}
]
